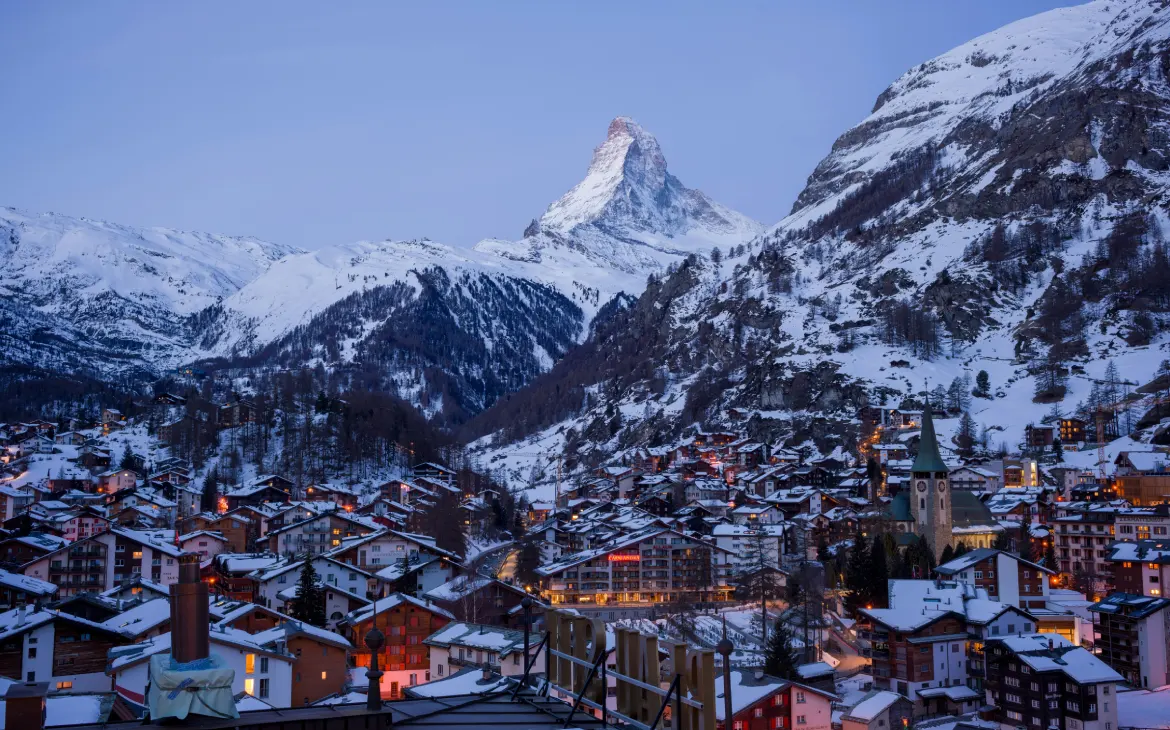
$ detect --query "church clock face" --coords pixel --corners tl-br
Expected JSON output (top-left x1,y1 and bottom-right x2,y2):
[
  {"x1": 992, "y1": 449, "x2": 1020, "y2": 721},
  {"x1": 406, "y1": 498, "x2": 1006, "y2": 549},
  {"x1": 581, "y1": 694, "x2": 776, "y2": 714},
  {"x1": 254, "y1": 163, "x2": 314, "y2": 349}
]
[
  {"x1": 937, "y1": 480, "x2": 947, "y2": 493},
  {"x1": 916, "y1": 480, "x2": 927, "y2": 493}
]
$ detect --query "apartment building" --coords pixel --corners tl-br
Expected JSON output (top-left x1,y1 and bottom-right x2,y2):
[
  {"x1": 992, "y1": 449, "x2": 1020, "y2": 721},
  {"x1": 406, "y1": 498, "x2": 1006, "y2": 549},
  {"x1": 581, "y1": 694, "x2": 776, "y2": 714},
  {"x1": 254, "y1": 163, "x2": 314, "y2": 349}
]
[
  {"x1": 1089, "y1": 592, "x2": 1170, "y2": 689},
  {"x1": 536, "y1": 527, "x2": 734, "y2": 606},
  {"x1": 984, "y1": 633, "x2": 1121, "y2": 730},
  {"x1": 934, "y1": 548, "x2": 1054, "y2": 610},
  {"x1": 1106, "y1": 540, "x2": 1170, "y2": 598}
]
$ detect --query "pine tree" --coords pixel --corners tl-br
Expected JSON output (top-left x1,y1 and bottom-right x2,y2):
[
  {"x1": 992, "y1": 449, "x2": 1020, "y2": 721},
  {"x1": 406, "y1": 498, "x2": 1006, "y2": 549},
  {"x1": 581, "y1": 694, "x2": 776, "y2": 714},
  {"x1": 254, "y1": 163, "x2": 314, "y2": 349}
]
[
  {"x1": 954, "y1": 541, "x2": 969, "y2": 557},
  {"x1": 974, "y1": 370, "x2": 991, "y2": 398},
  {"x1": 844, "y1": 528, "x2": 869, "y2": 615},
  {"x1": 1052, "y1": 438, "x2": 1064, "y2": 462},
  {"x1": 939, "y1": 544, "x2": 955, "y2": 566},
  {"x1": 993, "y1": 531, "x2": 1013, "y2": 552},
  {"x1": 201, "y1": 470, "x2": 219, "y2": 513},
  {"x1": 764, "y1": 621, "x2": 799, "y2": 680},
  {"x1": 866, "y1": 535, "x2": 889, "y2": 609},
  {"x1": 289, "y1": 560, "x2": 327, "y2": 627},
  {"x1": 955, "y1": 412, "x2": 977, "y2": 457},
  {"x1": 119, "y1": 446, "x2": 136, "y2": 471},
  {"x1": 1044, "y1": 539, "x2": 1058, "y2": 572}
]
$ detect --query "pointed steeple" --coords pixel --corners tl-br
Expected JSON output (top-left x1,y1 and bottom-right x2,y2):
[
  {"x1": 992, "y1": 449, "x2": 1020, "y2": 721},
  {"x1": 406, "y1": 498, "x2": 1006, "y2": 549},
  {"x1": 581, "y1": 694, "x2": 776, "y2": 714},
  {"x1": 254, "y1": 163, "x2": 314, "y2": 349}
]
[{"x1": 912, "y1": 401, "x2": 949, "y2": 473}]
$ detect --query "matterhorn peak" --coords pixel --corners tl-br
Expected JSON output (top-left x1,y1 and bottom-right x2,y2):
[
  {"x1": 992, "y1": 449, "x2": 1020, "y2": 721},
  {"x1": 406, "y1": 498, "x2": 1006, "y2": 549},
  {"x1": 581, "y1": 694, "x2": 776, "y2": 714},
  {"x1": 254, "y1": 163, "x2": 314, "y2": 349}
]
[{"x1": 536, "y1": 117, "x2": 757, "y2": 243}]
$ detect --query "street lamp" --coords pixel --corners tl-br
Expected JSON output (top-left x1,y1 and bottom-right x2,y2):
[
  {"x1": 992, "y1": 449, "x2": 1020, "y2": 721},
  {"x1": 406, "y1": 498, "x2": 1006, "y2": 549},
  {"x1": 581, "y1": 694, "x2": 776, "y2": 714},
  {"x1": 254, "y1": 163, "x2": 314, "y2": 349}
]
[{"x1": 364, "y1": 600, "x2": 385, "y2": 711}]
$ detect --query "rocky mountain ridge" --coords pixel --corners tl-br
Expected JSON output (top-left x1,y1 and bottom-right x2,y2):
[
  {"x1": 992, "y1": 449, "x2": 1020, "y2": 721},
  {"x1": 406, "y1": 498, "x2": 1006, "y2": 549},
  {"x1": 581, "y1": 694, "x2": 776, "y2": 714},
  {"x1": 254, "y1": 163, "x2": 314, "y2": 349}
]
[
  {"x1": 1, "y1": 120, "x2": 759, "y2": 423},
  {"x1": 467, "y1": 0, "x2": 1170, "y2": 489}
]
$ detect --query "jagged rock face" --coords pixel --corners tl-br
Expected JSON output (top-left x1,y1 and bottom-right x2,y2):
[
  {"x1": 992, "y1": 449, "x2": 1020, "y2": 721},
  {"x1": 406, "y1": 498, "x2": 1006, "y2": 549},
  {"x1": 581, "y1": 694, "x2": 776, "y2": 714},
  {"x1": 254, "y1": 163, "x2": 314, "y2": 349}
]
[{"x1": 1, "y1": 119, "x2": 758, "y2": 424}]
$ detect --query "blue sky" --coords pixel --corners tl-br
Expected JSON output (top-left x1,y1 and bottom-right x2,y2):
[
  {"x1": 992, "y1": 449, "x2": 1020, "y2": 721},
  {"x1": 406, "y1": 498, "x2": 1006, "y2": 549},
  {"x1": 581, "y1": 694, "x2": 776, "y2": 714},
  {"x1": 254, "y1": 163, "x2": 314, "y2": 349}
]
[{"x1": 1, "y1": 1, "x2": 1074, "y2": 250}]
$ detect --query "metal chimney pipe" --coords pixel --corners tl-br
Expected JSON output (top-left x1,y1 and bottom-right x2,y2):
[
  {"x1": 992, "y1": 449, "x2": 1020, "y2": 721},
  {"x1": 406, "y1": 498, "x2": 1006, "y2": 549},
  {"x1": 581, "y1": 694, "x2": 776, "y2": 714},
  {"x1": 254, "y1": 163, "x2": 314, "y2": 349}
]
[{"x1": 170, "y1": 553, "x2": 209, "y2": 664}]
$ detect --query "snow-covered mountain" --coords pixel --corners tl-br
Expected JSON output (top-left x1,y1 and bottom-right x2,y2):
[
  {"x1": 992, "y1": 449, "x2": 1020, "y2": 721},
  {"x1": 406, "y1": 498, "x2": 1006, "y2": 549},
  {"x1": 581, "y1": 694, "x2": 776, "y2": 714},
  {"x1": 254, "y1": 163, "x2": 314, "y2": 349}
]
[
  {"x1": 2, "y1": 119, "x2": 758, "y2": 422},
  {"x1": 468, "y1": 0, "x2": 1170, "y2": 491},
  {"x1": 0, "y1": 207, "x2": 300, "y2": 379}
]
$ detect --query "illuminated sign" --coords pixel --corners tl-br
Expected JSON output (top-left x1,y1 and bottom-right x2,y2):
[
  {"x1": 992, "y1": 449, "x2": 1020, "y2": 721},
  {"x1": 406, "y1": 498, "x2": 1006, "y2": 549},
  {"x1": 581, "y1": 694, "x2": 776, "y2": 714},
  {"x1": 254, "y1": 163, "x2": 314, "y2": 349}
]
[{"x1": 608, "y1": 554, "x2": 641, "y2": 563}]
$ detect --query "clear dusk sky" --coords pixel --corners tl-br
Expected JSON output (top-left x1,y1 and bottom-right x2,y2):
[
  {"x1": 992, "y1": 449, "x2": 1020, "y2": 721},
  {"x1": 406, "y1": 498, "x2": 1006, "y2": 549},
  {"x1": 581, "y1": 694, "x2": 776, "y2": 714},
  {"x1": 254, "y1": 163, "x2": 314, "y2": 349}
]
[{"x1": 1, "y1": 2, "x2": 1075, "y2": 250}]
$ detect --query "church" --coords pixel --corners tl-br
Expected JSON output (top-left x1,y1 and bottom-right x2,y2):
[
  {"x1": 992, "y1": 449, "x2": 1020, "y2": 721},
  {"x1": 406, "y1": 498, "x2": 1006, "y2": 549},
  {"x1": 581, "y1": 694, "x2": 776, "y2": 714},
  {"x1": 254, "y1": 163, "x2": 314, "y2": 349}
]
[{"x1": 888, "y1": 403, "x2": 1002, "y2": 558}]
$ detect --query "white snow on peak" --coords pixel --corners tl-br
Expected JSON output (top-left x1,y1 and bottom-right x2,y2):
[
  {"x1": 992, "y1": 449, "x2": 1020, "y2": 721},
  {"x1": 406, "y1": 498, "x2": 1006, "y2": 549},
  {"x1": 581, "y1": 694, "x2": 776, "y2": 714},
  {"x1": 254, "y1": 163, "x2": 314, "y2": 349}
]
[
  {"x1": 540, "y1": 117, "x2": 669, "y2": 232},
  {"x1": 535, "y1": 116, "x2": 761, "y2": 243}
]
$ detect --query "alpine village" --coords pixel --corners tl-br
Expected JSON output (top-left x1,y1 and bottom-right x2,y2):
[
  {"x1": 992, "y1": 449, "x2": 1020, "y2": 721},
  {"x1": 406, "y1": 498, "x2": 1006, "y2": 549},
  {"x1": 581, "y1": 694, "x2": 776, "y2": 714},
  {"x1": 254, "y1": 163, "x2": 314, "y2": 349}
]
[{"x1": 7, "y1": 2, "x2": 1170, "y2": 730}]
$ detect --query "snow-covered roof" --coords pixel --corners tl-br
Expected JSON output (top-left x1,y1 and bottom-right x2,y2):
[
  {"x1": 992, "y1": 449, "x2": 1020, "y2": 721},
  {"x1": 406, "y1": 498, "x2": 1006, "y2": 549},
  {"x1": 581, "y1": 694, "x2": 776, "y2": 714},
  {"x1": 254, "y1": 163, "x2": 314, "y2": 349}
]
[
  {"x1": 1117, "y1": 686, "x2": 1170, "y2": 730},
  {"x1": 101, "y1": 597, "x2": 171, "y2": 636},
  {"x1": 341, "y1": 592, "x2": 455, "y2": 625},
  {"x1": 842, "y1": 690, "x2": 903, "y2": 722},
  {"x1": 0, "y1": 568, "x2": 56, "y2": 597},
  {"x1": 710, "y1": 671, "x2": 836, "y2": 721},
  {"x1": 993, "y1": 633, "x2": 1123, "y2": 684},
  {"x1": 423, "y1": 622, "x2": 527, "y2": 656},
  {"x1": 404, "y1": 667, "x2": 511, "y2": 698}
]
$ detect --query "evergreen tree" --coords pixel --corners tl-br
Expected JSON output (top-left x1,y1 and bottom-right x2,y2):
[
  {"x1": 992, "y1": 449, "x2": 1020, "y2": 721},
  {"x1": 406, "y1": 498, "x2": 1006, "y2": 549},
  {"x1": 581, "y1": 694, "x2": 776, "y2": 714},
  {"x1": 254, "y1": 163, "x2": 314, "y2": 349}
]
[
  {"x1": 764, "y1": 621, "x2": 799, "y2": 680},
  {"x1": 1044, "y1": 538, "x2": 1058, "y2": 572},
  {"x1": 939, "y1": 544, "x2": 955, "y2": 566},
  {"x1": 954, "y1": 541, "x2": 969, "y2": 557},
  {"x1": 866, "y1": 535, "x2": 889, "y2": 609},
  {"x1": 993, "y1": 531, "x2": 1013, "y2": 552},
  {"x1": 844, "y1": 528, "x2": 870, "y2": 615},
  {"x1": 1052, "y1": 438, "x2": 1064, "y2": 462},
  {"x1": 201, "y1": 470, "x2": 219, "y2": 513},
  {"x1": 119, "y1": 446, "x2": 136, "y2": 471},
  {"x1": 955, "y1": 412, "x2": 977, "y2": 457},
  {"x1": 974, "y1": 370, "x2": 991, "y2": 398},
  {"x1": 289, "y1": 560, "x2": 327, "y2": 627}
]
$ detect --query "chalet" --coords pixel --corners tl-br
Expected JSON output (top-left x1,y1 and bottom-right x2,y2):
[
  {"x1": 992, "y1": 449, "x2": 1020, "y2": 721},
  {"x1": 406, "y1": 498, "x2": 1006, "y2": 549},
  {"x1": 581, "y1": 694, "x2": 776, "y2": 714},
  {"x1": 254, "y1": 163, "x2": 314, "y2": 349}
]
[
  {"x1": 212, "y1": 553, "x2": 283, "y2": 603},
  {"x1": 22, "y1": 528, "x2": 184, "y2": 597},
  {"x1": 95, "y1": 469, "x2": 136, "y2": 494},
  {"x1": 412, "y1": 462, "x2": 456, "y2": 487},
  {"x1": 424, "y1": 622, "x2": 544, "y2": 681},
  {"x1": 109, "y1": 622, "x2": 297, "y2": 710},
  {"x1": 839, "y1": 691, "x2": 913, "y2": 730},
  {"x1": 226, "y1": 475, "x2": 293, "y2": 510},
  {"x1": 303, "y1": 482, "x2": 358, "y2": 510},
  {"x1": 0, "y1": 487, "x2": 34, "y2": 521},
  {"x1": 0, "y1": 605, "x2": 130, "y2": 691},
  {"x1": 267, "y1": 512, "x2": 376, "y2": 556},
  {"x1": 0, "y1": 533, "x2": 70, "y2": 570},
  {"x1": 1106, "y1": 539, "x2": 1170, "y2": 598},
  {"x1": 151, "y1": 392, "x2": 186, "y2": 406},
  {"x1": 1024, "y1": 423, "x2": 1056, "y2": 449},
  {"x1": 0, "y1": 568, "x2": 57, "y2": 609},
  {"x1": 179, "y1": 530, "x2": 229, "y2": 560},
  {"x1": 949, "y1": 465, "x2": 1001, "y2": 493},
  {"x1": 250, "y1": 556, "x2": 374, "y2": 625},
  {"x1": 338, "y1": 592, "x2": 455, "y2": 699},
  {"x1": 216, "y1": 399, "x2": 256, "y2": 428},
  {"x1": 186, "y1": 511, "x2": 257, "y2": 553},
  {"x1": 99, "y1": 576, "x2": 169, "y2": 605},
  {"x1": 714, "y1": 671, "x2": 836, "y2": 730},
  {"x1": 422, "y1": 576, "x2": 539, "y2": 627}
]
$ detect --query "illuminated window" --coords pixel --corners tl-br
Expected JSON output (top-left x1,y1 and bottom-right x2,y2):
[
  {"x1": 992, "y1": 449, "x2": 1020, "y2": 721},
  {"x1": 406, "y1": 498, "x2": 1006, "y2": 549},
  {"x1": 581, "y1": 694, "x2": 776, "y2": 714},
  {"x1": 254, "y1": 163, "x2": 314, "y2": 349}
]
[
  {"x1": 132, "y1": 551, "x2": 143, "y2": 559},
  {"x1": 321, "y1": 671, "x2": 327, "y2": 680},
  {"x1": 245, "y1": 654, "x2": 255, "y2": 673},
  {"x1": 55, "y1": 681, "x2": 72, "y2": 690},
  {"x1": 244, "y1": 678, "x2": 255, "y2": 695}
]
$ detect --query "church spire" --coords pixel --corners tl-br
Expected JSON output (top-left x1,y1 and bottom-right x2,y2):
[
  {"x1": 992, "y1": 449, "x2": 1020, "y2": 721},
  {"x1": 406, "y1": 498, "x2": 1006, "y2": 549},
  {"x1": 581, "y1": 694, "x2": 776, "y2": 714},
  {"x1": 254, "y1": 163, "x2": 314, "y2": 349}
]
[{"x1": 912, "y1": 401, "x2": 949, "y2": 473}]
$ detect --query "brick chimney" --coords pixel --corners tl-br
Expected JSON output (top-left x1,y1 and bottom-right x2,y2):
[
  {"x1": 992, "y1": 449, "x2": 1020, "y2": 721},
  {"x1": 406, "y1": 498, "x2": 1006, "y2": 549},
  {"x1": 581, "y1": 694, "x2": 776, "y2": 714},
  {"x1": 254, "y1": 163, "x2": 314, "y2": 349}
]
[{"x1": 170, "y1": 553, "x2": 209, "y2": 664}]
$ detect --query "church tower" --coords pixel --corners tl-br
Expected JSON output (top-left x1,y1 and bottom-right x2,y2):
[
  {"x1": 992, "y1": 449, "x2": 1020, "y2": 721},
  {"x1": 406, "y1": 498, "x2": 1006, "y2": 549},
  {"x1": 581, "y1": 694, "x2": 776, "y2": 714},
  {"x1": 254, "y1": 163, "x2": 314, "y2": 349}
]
[{"x1": 910, "y1": 402, "x2": 952, "y2": 560}]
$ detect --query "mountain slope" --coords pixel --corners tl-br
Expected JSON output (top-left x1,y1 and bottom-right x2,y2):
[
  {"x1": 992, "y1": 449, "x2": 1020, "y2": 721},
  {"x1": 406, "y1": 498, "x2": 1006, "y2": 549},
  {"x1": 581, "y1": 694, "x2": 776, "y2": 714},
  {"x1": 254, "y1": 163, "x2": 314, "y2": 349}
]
[
  {"x1": 468, "y1": 0, "x2": 1170, "y2": 490},
  {"x1": 0, "y1": 207, "x2": 300, "y2": 380},
  {"x1": 199, "y1": 118, "x2": 759, "y2": 420}
]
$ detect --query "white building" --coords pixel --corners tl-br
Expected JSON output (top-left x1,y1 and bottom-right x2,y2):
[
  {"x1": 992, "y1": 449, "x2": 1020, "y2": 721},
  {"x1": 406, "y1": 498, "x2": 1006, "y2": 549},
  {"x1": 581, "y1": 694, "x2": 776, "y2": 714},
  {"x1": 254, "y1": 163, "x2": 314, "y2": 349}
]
[
  {"x1": 109, "y1": 626, "x2": 296, "y2": 710},
  {"x1": 424, "y1": 622, "x2": 545, "y2": 680}
]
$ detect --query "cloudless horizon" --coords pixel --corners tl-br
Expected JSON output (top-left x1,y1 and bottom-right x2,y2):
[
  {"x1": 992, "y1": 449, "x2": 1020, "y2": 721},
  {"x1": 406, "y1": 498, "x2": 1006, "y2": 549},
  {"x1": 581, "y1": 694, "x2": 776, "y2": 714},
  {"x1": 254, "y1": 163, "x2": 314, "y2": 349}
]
[{"x1": 1, "y1": 1, "x2": 1077, "y2": 250}]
